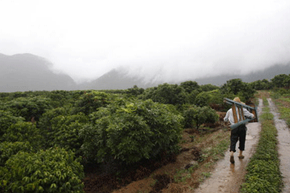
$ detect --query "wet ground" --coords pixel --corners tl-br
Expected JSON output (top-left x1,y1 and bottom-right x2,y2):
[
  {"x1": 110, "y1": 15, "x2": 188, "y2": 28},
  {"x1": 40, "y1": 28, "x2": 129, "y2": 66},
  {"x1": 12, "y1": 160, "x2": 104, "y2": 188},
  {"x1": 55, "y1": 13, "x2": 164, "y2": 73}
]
[
  {"x1": 195, "y1": 99, "x2": 263, "y2": 193},
  {"x1": 267, "y1": 98, "x2": 290, "y2": 193},
  {"x1": 84, "y1": 96, "x2": 290, "y2": 192}
]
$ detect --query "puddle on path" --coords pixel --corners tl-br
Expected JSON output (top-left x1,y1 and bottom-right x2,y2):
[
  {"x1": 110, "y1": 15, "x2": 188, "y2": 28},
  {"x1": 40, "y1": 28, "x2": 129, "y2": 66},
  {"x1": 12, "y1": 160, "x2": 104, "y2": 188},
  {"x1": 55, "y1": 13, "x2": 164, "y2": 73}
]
[
  {"x1": 194, "y1": 99, "x2": 263, "y2": 193},
  {"x1": 267, "y1": 98, "x2": 290, "y2": 193}
]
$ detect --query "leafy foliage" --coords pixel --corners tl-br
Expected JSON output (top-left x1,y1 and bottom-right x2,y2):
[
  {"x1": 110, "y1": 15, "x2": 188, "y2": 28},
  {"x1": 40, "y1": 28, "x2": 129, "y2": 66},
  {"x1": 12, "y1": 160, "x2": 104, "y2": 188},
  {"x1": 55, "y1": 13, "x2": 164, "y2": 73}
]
[
  {"x1": 3, "y1": 122, "x2": 43, "y2": 149},
  {"x1": 0, "y1": 110, "x2": 24, "y2": 141},
  {"x1": 42, "y1": 113, "x2": 89, "y2": 154},
  {"x1": 0, "y1": 141, "x2": 33, "y2": 166},
  {"x1": 1, "y1": 96, "x2": 52, "y2": 122},
  {"x1": 141, "y1": 83, "x2": 188, "y2": 106},
  {"x1": 249, "y1": 79, "x2": 272, "y2": 90},
  {"x1": 271, "y1": 74, "x2": 290, "y2": 89},
  {"x1": 180, "y1": 81, "x2": 200, "y2": 93},
  {"x1": 0, "y1": 148, "x2": 84, "y2": 193},
  {"x1": 126, "y1": 85, "x2": 145, "y2": 96},
  {"x1": 81, "y1": 99, "x2": 183, "y2": 164},
  {"x1": 73, "y1": 91, "x2": 113, "y2": 115},
  {"x1": 221, "y1": 78, "x2": 255, "y2": 102},
  {"x1": 194, "y1": 92, "x2": 211, "y2": 107},
  {"x1": 183, "y1": 105, "x2": 218, "y2": 129},
  {"x1": 199, "y1": 84, "x2": 219, "y2": 92}
]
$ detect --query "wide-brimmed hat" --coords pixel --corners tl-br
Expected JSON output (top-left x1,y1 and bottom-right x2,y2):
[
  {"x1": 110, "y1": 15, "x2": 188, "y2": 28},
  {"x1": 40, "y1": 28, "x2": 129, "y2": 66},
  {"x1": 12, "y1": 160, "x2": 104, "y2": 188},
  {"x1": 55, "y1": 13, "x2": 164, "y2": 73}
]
[{"x1": 233, "y1": 97, "x2": 241, "y2": 103}]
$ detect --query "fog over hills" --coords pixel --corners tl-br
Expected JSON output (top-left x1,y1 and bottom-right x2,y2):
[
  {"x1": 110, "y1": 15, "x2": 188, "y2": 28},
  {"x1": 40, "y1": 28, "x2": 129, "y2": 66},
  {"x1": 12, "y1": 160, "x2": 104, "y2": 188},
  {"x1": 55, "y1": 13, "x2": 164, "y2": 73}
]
[
  {"x1": 0, "y1": 53, "x2": 76, "y2": 92},
  {"x1": 0, "y1": 53, "x2": 289, "y2": 92}
]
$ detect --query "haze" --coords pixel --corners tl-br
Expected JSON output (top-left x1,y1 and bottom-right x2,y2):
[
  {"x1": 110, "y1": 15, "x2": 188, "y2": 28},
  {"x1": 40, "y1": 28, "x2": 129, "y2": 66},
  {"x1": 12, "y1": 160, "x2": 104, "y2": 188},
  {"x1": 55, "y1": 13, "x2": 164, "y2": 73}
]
[{"x1": 1, "y1": 0, "x2": 290, "y2": 83}]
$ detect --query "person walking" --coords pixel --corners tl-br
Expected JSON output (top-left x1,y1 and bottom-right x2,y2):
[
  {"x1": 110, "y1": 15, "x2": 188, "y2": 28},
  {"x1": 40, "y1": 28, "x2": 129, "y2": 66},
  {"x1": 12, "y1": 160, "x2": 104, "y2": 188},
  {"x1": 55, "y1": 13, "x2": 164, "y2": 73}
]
[{"x1": 224, "y1": 97, "x2": 255, "y2": 164}]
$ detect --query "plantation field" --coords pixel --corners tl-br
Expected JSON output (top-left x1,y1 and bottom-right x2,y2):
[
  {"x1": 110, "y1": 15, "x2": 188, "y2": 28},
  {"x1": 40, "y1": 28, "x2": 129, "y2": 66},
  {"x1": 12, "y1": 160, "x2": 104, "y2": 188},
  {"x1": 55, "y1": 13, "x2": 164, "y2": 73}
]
[{"x1": 0, "y1": 75, "x2": 290, "y2": 192}]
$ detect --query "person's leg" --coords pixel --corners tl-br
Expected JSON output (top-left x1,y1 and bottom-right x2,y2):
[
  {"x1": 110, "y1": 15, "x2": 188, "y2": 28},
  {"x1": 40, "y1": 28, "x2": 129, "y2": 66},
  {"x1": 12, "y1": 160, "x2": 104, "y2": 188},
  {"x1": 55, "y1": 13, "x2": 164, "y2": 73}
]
[
  {"x1": 230, "y1": 151, "x2": 235, "y2": 163},
  {"x1": 230, "y1": 129, "x2": 239, "y2": 163},
  {"x1": 238, "y1": 125, "x2": 247, "y2": 159}
]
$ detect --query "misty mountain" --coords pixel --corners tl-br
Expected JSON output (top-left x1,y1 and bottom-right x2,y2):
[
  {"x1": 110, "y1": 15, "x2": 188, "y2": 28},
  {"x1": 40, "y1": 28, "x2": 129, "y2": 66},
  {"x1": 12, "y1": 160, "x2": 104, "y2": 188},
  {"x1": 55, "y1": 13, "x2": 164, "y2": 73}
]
[
  {"x1": 87, "y1": 63, "x2": 290, "y2": 89},
  {"x1": 0, "y1": 53, "x2": 76, "y2": 92},
  {"x1": 194, "y1": 63, "x2": 290, "y2": 86},
  {"x1": 1, "y1": 53, "x2": 290, "y2": 92},
  {"x1": 80, "y1": 69, "x2": 161, "y2": 90}
]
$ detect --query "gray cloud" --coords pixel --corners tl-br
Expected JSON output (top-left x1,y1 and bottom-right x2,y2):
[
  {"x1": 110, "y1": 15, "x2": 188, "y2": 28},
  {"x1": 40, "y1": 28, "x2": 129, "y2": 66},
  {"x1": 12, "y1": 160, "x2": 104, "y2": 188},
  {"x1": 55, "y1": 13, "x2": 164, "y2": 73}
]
[{"x1": 1, "y1": 0, "x2": 290, "y2": 83}]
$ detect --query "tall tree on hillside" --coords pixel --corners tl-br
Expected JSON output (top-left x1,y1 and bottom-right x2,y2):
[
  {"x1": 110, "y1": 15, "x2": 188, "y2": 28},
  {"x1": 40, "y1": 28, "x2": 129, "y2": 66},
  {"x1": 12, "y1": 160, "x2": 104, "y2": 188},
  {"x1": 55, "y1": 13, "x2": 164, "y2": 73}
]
[
  {"x1": 271, "y1": 74, "x2": 289, "y2": 88},
  {"x1": 221, "y1": 78, "x2": 255, "y2": 101},
  {"x1": 142, "y1": 83, "x2": 188, "y2": 105},
  {"x1": 180, "y1": 81, "x2": 200, "y2": 93}
]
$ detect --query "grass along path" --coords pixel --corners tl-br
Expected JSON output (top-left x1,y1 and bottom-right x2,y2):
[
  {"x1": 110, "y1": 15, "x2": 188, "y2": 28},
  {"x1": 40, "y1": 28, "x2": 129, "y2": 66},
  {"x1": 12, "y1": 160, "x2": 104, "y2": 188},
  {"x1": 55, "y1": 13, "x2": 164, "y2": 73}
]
[
  {"x1": 240, "y1": 98, "x2": 283, "y2": 192},
  {"x1": 268, "y1": 97, "x2": 290, "y2": 193}
]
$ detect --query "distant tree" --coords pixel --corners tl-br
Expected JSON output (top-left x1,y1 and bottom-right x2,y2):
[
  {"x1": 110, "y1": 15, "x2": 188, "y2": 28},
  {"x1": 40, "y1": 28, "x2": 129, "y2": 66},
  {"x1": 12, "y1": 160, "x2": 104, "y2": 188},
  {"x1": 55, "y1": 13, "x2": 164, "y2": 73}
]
[
  {"x1": 1, "y1": 96, "x2": 52, "y2": 122},
  {"x1": 271, "y1": 74, "x2": 290, "y2": 88},
  {"x1": 195, "y1": 91, "x2": 211, "y2": 107},
  {"x1": 200, "y1": 84, "x2": 219, "y2": 92},
  {"x1": 126, "y1": 85, "x2": 144, "y2": 96},
  {"x1": 285, "y1": 75, "x2": 290, "y2": 89},
  {"x1": 180, "y1": 81, "x2": 200, "y2": 93},
  {"x1": 142, "y1": 83, "x2": 188, "y2": 106},
  {"x1": 250, "y1": 79, "x2": 272, "y2": 90},
  {"x1": 221, "y1": 78, "x2": 255, "y2": 101},
  {"x1": 183, "y1": 105, "x2": 218, "y2": 129},
  {"x1": 188, "y1": 90, "x2": 200, "y2": 104},
  {"x1": 73, "y1": 91, "x2": 113, "y2": 115},
  {"x1": 221, "y1": 79, "x2": 244, "y2": 94}
]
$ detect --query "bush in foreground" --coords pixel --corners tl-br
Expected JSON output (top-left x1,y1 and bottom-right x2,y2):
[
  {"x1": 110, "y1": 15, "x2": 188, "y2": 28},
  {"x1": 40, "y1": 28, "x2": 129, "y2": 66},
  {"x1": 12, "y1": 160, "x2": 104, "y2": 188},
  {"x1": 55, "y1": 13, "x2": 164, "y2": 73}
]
[
  {"x1": 81, "y1": 99, "x2": 183, "y2": 164},
  {"x1": 0, "y1": 148, "x2": 84, "y2": 193}
]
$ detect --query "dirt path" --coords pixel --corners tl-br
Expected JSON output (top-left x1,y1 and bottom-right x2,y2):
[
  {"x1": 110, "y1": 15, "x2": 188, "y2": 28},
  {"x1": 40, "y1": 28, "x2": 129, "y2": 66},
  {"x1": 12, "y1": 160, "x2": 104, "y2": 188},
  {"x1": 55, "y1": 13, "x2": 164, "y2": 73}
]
[
  {"x1": 267, "y1": 98, "x2": 290, "y2": 193},
  {"x1": 194, "y1": 98, "x2": 263, "y2": 193}
]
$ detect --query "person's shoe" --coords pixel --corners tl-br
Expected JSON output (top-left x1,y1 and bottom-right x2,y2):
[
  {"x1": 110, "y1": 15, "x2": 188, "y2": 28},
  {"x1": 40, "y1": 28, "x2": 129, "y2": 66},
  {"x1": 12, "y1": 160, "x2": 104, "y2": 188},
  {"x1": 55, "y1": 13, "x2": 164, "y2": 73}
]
[
  {"x1": 238, "y1": 155, "x2": 244, "y2": 159},
  {"x1": 230, "y1": 155, "x2": 235, "y2": 164}
]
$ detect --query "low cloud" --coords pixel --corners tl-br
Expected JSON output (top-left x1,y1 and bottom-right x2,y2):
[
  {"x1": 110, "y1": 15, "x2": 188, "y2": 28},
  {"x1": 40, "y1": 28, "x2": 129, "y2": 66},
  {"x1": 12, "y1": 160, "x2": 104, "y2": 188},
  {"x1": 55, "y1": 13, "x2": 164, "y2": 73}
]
[{"x1": 1, "y1": 0, "x2": 290, "y2": 83}]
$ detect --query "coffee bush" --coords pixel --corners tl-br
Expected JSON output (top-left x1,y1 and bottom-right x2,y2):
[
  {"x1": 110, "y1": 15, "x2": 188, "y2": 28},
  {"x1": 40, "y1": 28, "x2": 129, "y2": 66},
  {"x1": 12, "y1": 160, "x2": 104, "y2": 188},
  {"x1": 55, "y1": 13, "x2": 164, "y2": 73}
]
[{"x1": 0, "y1": 148, "x2": 84, "y2": 193}]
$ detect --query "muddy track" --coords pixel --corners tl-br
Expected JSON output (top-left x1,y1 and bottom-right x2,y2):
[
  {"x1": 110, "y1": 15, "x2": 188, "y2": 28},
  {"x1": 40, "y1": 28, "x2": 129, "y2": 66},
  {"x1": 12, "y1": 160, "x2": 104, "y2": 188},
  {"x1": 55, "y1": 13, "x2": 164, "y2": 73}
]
[
  {"x1": 195, "y1": 99, "x2": 263, "y2": 193},
  {"x1": 267, "y1": 98, "x2": 290, "y2": 193}
]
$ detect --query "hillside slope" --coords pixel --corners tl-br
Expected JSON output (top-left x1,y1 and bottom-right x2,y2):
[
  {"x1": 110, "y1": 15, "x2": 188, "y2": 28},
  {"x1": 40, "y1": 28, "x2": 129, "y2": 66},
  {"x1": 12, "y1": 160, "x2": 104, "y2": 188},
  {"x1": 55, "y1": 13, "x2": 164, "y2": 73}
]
[{"x1": 0, "y1": 53, "x2": 77, "y2": 92}]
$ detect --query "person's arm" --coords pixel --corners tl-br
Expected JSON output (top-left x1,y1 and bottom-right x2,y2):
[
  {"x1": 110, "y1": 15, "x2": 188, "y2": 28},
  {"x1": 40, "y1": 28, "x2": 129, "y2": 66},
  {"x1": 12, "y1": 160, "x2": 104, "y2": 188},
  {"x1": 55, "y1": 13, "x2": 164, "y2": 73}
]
[
  {"x1": 243, "y1": 109, "x2": 254, "y2": 119},
  {"x1": 224, "y1": 110, "x2": 230, "y2": 122}
]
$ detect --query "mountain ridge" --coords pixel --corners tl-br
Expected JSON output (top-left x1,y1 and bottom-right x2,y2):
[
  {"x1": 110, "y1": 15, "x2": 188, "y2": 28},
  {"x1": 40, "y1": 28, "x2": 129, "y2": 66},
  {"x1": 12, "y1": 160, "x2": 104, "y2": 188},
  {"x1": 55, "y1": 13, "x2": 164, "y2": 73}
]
[
  {"x1": 0, "y1": 53, "x2": 289, "y2": 92},
  {"x1": 0, "y1": 53, "x2": 77, "y2": 92}
]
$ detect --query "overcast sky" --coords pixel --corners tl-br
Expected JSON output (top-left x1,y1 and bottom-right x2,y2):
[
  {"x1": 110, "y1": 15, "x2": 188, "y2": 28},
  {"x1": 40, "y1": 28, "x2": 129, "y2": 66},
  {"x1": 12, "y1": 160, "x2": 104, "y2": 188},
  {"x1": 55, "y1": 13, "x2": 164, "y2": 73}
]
[{"x1": 1, "y1": 0, "x2": 290, "y2": 83}]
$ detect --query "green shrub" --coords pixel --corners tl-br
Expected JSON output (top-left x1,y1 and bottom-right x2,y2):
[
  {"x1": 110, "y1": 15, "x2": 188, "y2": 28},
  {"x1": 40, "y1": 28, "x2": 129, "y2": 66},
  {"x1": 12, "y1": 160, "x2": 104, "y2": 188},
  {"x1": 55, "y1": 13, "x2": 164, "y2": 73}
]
[
  {"x1": 194, "y1": 92, "x2": 210, "y2": 107},
  {"x1": 0, "y1": 148, "x2": 84, "y2": 193},
  {"x1": 38, "y1": 107, "x2": 68, "y2": 129},
  {"x1": 3, "y1": 122, "x2": 43, "y2": 149},
  {"x1": 0, "y1": 141, "x2": 33, "y2": 166},
  {"x1": 81, "y1": 99, "x2": 183, "y2": 164},
  {"x1": 0, "y1": 110, "x2": 24, "y2": 141},
  {"x1": 2, "y1": 96, "x2": 52, "y2": 122},
  {"x1": 141, "y1": 83, "x2": 189, "y2": 106},
  {"x1": 44, "y1": 113, "x2": 89, "y2": 154},
  {"x1": 73, "y1": 91, "x2": 112, "y2": 115},
  {"x1": 183, "y1": 105, "x2": 218, "y2": 129}
]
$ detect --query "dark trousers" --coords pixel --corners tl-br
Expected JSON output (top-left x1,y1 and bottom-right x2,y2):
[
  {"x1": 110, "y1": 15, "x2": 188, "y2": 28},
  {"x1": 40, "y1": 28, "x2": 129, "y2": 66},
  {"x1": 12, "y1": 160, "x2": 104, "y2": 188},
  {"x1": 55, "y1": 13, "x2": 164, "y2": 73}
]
[{"x1": 230, "y1": 124, "x2": 247, "y2": 152}]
